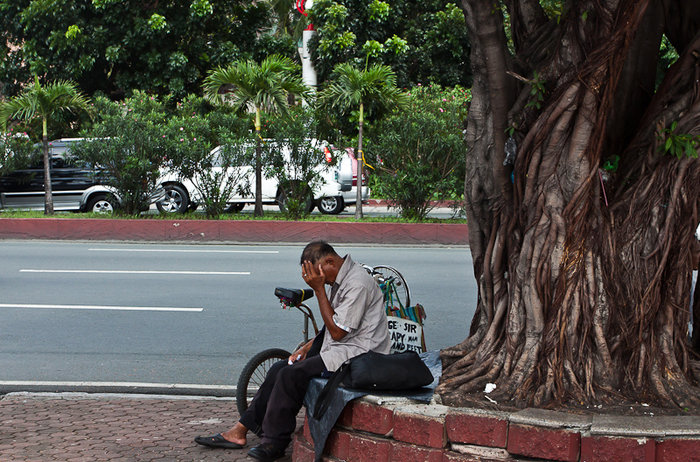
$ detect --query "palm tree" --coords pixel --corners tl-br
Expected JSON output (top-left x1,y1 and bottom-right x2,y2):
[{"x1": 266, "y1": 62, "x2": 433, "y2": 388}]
[
  {"x1": 0, "y1": 77, "x2": 91, "y2": 214},
  {"x1": 320, "y1": 63, "x2": 407, "y2": 219},
  {"x1": 203, "y1": 55, "x2": 309, "y2": 217},
  {"x1": 263, "y1": 0, "x2": 310, "y2": 38}
]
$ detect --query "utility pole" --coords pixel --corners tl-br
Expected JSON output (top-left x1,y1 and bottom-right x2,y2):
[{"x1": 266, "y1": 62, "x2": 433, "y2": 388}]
[{"x1": 296, "y1": 0, "x2": 317, "y2": 92}]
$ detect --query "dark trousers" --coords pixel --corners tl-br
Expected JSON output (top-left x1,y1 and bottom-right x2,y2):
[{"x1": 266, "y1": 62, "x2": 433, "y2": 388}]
[
  {"x1": 239, "y1": 329, "x2": 327, "y2": 446},
  {"x1": 239, "y1": 355, "x2": 326, "y2": 446}
]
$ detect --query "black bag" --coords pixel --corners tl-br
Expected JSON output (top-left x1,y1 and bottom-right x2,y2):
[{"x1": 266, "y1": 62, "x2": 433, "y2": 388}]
[{"x1": 313, "y1": 350, "x2": 433, "y2": 418}]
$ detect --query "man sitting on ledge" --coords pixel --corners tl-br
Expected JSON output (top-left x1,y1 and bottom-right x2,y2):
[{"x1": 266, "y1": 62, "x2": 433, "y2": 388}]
[{"x1": 195, "y1": 240, "x2": 391, "y2": 461}]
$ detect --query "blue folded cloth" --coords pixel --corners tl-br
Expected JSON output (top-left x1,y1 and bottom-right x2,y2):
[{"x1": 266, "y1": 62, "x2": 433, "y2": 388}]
[{"x1": 303, "y1": 350, "x2": 442, "y2": 462}]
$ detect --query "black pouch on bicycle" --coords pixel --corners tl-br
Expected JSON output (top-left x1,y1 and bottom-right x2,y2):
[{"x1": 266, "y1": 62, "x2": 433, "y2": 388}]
[{"x1": 313, "y1": 350, "x2": 433, "y2": 418}]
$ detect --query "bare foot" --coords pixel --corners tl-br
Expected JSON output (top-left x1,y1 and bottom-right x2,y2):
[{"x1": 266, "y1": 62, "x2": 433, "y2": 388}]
[{"x1": 221, "y1": 422, "x2": 247, "y2": 446}]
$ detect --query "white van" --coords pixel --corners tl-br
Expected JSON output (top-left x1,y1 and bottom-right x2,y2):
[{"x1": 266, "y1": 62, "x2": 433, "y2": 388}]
[{"x1": 156, "y1": 141, "x2": 369, "y2": 215}]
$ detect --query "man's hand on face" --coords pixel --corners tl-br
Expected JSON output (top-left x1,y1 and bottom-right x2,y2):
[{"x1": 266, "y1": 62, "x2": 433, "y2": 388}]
[{"x1": 302, "y1": 260, "x2": 325, "y2": 291}]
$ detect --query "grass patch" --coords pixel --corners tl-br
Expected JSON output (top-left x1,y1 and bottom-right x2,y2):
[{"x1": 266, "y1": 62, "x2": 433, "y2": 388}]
[{"x1": 0, "y1": 209, "x2": 466, "y2": 224}]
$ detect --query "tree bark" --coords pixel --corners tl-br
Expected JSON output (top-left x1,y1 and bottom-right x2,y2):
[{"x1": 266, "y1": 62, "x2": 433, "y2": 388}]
[
  {"x1": 693, "y1": 265, "x2": 700, "y2": 353},
  {"x1": 254, "y1": 109, "x2": 263, "y2": 217},
  {"x1": 355, "y1": 102, "x2": 364, "y2": 220},
  {"x1": 441, "y1": 0, "x2": 700, "y2": 409},
  {"x1": 42, "y1": 119, "x2": 54, "y2": 215}
]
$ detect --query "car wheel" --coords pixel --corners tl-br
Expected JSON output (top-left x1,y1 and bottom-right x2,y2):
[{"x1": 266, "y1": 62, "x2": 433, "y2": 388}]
[
  {"x1": 86, "y1": 194, "x2": 116, "y2": 214},
  {"x1": 277, "y1": 188, "x2": 315, "y2": 214},
  {"x1": 225, "y1": 203, "x2": 245, "y2": 213},
  {"x1": 156, "y1": 184, "x2": 189, "y2": 214},
  {"x1": 317, "y1": 196, "x2": 344, "y2": 215}
]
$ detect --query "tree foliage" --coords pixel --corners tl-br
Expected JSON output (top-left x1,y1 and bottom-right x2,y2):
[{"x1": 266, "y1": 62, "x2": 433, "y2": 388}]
[
  {"x1": 439, "y1": 0, "x2": 700, "y2": 410},
  {"x1": 309, "y1": 0, "x2": 472, "y2": 88},
  {"x1": 0, "y1": 0, "x2": 285, "y2": 99}
]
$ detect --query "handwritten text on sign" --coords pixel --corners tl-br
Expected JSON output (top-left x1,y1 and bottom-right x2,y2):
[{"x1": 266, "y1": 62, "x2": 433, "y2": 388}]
[{"x1": 387, "y1": 318, "x2": 423, "y2": 353}]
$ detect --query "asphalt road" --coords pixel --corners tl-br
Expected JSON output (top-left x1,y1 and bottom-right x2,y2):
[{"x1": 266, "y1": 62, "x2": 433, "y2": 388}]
[{"x1": 0, "y1": 241, "x2": 475, "y2": 391}]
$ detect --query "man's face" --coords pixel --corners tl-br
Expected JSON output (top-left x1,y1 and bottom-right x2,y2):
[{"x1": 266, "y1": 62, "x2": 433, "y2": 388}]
[{"x1": 318, "y1": 256, "x2": 339, "y2": 285}]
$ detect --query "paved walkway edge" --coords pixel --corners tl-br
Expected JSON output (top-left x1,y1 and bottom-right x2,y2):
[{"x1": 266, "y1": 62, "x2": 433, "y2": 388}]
[{"x1": 0, "y1": 218, "x2": 469, "y2": 245}]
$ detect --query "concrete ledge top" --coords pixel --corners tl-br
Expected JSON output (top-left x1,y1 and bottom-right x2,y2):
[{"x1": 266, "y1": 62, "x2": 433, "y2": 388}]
[
  {"x1": 355, "y1": 395, "x2": 700, "y2": 438},
  {"x1": 590, "y1": 414, "x2": 700, "y2": 437},
  {"x1": 509, "y1": 407, "x2": 592, "y2": 430},
  {"x1": 394, "y1": 403, "x2": 452, "y2": 418}
]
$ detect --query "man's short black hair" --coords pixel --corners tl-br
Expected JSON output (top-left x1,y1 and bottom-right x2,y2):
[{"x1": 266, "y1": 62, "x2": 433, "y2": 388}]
[{"x1": 300, "y1": 241, "x2": 339, "y2": 265}]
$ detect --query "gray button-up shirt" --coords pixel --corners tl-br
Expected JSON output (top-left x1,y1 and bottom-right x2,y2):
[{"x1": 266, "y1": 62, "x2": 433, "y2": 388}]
[{"x1": 319, "y1": 255, "x2": 391, "y2": 371}]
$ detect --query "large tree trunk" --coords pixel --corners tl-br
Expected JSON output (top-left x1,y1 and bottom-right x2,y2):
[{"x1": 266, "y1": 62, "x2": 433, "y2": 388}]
[{"x1": 440, "y1": 0, "x2": 700, "y2": 409}]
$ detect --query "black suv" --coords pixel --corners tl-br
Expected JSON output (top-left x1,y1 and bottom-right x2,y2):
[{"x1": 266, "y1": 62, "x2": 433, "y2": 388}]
[{"x1": 0, "y1": 138, "x2": 162, "y2": 213}]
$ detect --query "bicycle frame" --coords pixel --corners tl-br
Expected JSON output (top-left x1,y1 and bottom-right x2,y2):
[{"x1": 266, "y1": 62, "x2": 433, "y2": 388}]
[
  {"x1": 294, "y1": 302, "x2": 319, "y2": 344},
  {"x1": 380, "y1": 276, "x2": 403, "y2": 312}
]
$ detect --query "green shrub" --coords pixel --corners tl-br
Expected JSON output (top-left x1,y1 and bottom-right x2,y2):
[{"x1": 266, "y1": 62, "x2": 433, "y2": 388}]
[
  {"x1": 162, "y1": 98, "x2": 253, "y2": 218},
  {"x1": 367, "y1": 84, "x2": 468, "y2": 220},
  {"x1": 0, "y1": 130, "x2": 35, "y2": 176},
  {"x1": 71, "y1": 92, "x2": 171, "y2": 214},
  {"x1": 265, "y1": 106, "x2": 330, "y2": 220}
]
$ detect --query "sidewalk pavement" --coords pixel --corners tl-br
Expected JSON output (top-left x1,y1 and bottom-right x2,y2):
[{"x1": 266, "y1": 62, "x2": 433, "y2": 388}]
[{"x1": 0, "y1": 392, "x2": 303, "y2": 462}]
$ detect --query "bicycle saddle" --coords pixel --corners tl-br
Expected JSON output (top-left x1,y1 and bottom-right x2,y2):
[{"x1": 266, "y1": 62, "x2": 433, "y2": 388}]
[{"x1": 275, "y1": 287, "x2": 315, "y2": 306}]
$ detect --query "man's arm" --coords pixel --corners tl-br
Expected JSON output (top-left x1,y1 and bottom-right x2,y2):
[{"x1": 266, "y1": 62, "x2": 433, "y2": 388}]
[
  {"x1": 302, "y1": 260, "x2": 348, "y2": 341},
  {"x1": 289, "y1": 338, "x2": 314, "y2": 364}
]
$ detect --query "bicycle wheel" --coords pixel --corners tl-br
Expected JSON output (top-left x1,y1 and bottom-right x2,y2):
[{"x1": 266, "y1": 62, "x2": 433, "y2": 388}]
[
  {"x1": 372, "y1": 265, "x2": 411, "y2": 308},
  {"x1": 236, "y1": 348, "x2": 290, "y2": 415}
]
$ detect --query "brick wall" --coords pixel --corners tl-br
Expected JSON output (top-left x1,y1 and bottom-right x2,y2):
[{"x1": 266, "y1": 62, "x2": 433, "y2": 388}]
[{"x1": 292, "y1": 397, "x2": 700, "y2": 462}]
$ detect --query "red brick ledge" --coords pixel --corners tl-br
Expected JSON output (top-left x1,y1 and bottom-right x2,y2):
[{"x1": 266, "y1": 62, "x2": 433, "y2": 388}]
[
  {"x1": 0, "y1": 218, "x2": 468, "y2": 245},
  {"x1": 292, "y1": 396, "x2": 700, "y2": 462}
]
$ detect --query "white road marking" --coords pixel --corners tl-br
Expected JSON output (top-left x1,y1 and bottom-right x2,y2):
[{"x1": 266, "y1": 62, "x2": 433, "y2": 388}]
[
  {"x1": 89, "y1": 248, "x2": 279, "y2": 254},
  {"x1": 20, "y1": 269, "x2": 249, "y2": 275},
  {"x1": 0, "y1": 303, "x2": 203, "y2": 312}
]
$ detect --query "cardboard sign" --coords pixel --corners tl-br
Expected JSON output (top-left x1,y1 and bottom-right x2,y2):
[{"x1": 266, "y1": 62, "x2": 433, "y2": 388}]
[{"x1": 387, "y1": 317, "x2": 423, "y2": 353}]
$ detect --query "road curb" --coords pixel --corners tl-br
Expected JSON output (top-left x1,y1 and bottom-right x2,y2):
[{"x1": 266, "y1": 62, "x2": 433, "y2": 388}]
[
  {"x1": 0, "y1": 217, "x2": 469, "y2": 245},
  {"x1": 0, "y1": 381, "x2": 238, "y2": 397}
]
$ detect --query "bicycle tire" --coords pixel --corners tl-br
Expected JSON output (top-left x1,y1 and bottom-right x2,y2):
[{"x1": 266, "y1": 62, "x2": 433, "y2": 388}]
[
  {"x1": 236, "y1": 348, "x2": 290, "y2": 415},
  {"x1": 372, "y1": 265, "x2": 411, "y2": 308}
]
